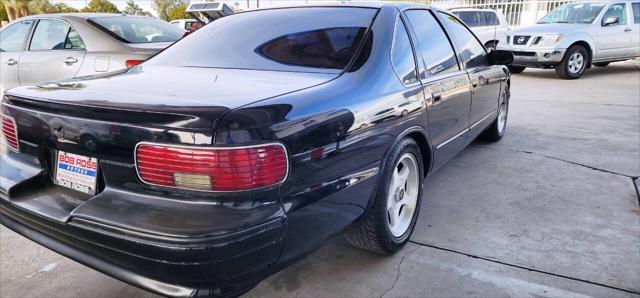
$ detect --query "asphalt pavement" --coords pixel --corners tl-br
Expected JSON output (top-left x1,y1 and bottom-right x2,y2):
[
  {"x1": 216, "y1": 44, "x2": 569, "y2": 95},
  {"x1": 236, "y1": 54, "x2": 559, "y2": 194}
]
[{"x1": 1, "y1": 61, "x2": 639, "y2": 298}]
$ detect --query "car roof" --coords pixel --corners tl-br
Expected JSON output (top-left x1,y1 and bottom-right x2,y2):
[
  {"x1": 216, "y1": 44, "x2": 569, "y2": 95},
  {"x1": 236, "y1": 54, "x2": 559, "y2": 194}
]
[
  {"x1": 241, "y1": 1, "x2": 435, "y2": 11},
  {"x1": 450, "y1": 8, "x2": 500, "y2": 12}
]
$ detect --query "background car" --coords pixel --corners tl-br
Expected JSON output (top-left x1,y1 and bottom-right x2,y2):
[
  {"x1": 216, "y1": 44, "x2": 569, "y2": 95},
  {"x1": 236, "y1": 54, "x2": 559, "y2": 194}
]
[
  {"x1": 450, "y1": 8, "x2": 509, "y2": 50},
  {"x1": 498, "y1": 0, "x2": 640, "y2": 79},
  {"x1": 0, "y1": 13, "x2": 185, "y2": 93},
  {"x1": 170, "y1": 18, "x2": 201, "y2": 31}
]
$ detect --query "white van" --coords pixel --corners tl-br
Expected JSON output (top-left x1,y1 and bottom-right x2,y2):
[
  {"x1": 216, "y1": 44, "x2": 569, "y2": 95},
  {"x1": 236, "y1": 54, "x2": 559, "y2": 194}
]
[{"x1": 450, "y1": 8, "x2": 510, "y2": 50}]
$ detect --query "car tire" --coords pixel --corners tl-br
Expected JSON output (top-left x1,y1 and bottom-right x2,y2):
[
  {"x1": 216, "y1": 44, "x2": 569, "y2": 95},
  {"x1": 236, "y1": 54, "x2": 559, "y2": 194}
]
[
  {"x1": 481, "y1": 84, "x2": 509, "y2": 142},
  {"x1": 555, "y1": 45, "x2": 588, "y2": 79},
  {"x1": 344, "y1": 138, "x2": 424, "y2": 255},
  {"x1": 593, "y1": 62, "x2": 610, "y2": 67},
  {"x1": 508, "y1": 65, "x2": 526, "y2": 74}
]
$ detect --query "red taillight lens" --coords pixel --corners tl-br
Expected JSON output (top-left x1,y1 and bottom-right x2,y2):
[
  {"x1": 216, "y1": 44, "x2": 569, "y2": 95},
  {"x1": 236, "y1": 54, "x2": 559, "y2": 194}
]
[
  {"x1": 135, "y1": 143, "x2": 288, "y2": 192},
  {"x1": 1, "y1": 115, "x2": 19, "y2": 152},
  {"x1": 126, "y1": 60, "x2": 143, "y2": 68}
]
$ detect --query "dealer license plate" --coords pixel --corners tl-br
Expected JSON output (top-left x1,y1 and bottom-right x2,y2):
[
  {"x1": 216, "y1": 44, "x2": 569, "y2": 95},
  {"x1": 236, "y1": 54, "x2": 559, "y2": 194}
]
[{"x1": 55, "y1": 151, "x2": 98, "y2": 195}]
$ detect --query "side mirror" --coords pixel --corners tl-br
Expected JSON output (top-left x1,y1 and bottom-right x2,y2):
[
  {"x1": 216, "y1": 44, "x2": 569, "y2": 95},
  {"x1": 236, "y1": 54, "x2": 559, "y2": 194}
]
[
  {"x1": 487, "y1": 50, "x2": 514, "y2": 66},
  {"x1": 602, "y1": 16, "x2": 619, "y2": 26}
]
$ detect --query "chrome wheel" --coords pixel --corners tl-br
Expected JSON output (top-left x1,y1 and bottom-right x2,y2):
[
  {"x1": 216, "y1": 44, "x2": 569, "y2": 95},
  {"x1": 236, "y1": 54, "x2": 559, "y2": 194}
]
[
  {"x1": 567, "y1": 52, "x2": 584, "y2": 74},
  {"x1": 387, "y1": 153, "x2": 420, "y2": 237},
  {"x1": 497, "y1": 99, "x2": 508, "y2": 134}
]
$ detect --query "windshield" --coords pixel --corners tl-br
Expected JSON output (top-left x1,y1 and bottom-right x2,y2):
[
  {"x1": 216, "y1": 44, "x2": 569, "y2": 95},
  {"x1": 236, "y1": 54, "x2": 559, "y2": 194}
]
[
  {"x1": 538, "y1": 3, "x2": 605, "y2": 24},
  {"x1": 146, "y1": 7, "x2": 377, "y2": 73},
  {"x1": 91, "y1": 16, "x2": 184, "y2": 43}
]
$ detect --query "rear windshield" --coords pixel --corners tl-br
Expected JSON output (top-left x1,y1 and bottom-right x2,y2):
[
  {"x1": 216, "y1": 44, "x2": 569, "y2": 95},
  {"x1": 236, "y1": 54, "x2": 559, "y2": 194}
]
[
  {"x1": 91, "y1": 16, "x2": 184, "y2": 43},
  {"x1": 146, "y1": 7, "x2": 377, "y2": 73},
  {"x1": 453, "y1": 11, "x2": 483, "y2": 27}
]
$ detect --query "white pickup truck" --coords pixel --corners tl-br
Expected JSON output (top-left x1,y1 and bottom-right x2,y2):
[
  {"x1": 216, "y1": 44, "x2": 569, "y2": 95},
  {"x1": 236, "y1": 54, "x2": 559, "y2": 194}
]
[{"x1": 498, "y1": 0, "x2": 640, "y2": 79}]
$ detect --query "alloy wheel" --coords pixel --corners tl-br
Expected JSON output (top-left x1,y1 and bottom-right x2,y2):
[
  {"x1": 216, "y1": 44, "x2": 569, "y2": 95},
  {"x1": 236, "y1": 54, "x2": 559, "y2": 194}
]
[{"x1": 387, "y1": 153, "x2": 420, "y2": 237}]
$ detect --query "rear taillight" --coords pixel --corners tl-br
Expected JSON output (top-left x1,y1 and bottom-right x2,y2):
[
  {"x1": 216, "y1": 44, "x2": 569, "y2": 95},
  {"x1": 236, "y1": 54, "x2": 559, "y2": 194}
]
[
  {"x1": 135, "y1": 143, "x2": 288, "y2": 192},
  {"x1": 126, "y1": 60, "x2": 143, "y2": 68},
  {"x1": 1, "y1": 115, "x2": 19, "y2": 152}
]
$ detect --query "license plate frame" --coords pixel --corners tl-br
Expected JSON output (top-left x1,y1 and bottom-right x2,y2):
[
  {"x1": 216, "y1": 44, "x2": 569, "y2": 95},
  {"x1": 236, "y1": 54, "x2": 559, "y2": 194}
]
[{"x1": 54, "y1": 151, "x2": 99, "y2": 195}]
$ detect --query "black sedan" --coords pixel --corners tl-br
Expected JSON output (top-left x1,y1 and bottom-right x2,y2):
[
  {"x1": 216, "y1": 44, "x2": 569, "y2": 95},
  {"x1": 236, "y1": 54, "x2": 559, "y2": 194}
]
[{"x1": 0, "y1": 3, "x2": 513, "y2": 297}]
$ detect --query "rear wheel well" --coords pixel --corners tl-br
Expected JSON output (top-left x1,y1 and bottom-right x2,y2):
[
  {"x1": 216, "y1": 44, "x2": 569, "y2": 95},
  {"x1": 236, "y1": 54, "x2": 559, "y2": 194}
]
[
  {"x1": 568, "y1": 41, "x2": 592, "y2": 67},
  {"x1": 406, "y1": 131, "x2": 431, "y2": 177}
]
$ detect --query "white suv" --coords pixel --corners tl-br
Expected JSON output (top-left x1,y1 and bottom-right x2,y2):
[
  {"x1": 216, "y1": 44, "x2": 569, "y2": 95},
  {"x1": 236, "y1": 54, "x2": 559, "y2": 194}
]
[
  {"x1": 450, "y1": 8, "x2": 509, "y2": 50},
  {"x1": 498, "y1": 0, "x2": 640, "y2": 79}
]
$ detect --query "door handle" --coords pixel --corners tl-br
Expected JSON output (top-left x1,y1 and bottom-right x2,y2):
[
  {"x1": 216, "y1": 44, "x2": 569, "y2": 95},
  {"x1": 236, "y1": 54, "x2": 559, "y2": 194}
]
[
  {"x1": 6, "y1": 58, "x2": 17, "y2": 66},
  {"x1": 624, "y1": 28, "x2": 632, "y2": 32},
  {"x1": 63, "y1": 57, "x2": 78, "y2": 64}
]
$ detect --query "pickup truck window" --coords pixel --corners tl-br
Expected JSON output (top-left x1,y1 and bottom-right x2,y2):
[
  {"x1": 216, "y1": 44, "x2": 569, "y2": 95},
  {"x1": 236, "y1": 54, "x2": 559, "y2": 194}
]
[
  {"x1": 602, "y1": 4, "x2": 627, "y2": 25},
  {"x1": 538, "y1": 3, "x2": 605, "y2": 24},
  {"x1": 634, "y1": 3, "x2": 640, "y2": 23},
  {"x1": 483, "y1": 11, "x2": 499, "y2": 26},
  {"x1": 453, "y1": 11, "x2": 484, "y2": 27}
]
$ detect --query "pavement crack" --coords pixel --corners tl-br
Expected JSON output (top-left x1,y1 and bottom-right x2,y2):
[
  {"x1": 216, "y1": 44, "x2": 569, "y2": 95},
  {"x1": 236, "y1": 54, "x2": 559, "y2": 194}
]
[
  {"x1": 633, "y1": 177, "x2": 640, "y2": 208},
  {"x1": 408, "y1": 240, "x2": 640, "y2": 295},
  {"x1": 475, "y1": 146, "x2": 633, "y2": 178},
  {"x1": 380, "y1": 246, "x2": 419, "y2": 298}
]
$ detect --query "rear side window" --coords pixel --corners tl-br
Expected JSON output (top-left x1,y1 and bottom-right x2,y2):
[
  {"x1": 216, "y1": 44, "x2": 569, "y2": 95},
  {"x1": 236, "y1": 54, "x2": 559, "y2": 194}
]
[
  {"x1": 483, "y1": 11, "x2": 499, "y2": 25},
  {"x1": 438, "y1": 12, "x2": 488, "y2": 69},
  {"x1": 30, "y1": 19, "x2": 84, "y2": 50},
  {"x1": 0, "y1": 20, "x2": 33, "y2": 52},
  {"x1": 453, "y1": 11, "x2": 484, "y2": 27},
  {"x1": 391, "y1": 16, "x2": 418, "y2": 85},
  {"x1": 405, "y1": 10, "x2": 459, "y2": 76},
  {"x1": 147, "y1": 7, "x2": 377, "y2": 73},
  {"x1": 91, "y1": 16, "x2": 184, "y2": 43},
  {"x1": 632, "y1": 2, "x2": 640, "y2": 23}
]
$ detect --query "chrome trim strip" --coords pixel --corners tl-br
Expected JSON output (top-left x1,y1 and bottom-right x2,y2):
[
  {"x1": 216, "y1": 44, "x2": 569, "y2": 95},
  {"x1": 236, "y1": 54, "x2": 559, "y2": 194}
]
[
  {"x1": 133, "y1": 141, "x2": 290, "y2": 193},
  {"x1": 435, "y1": 128, "x2": 469, "y2": 150},
  {"x1": 470, "y1": 111, "x2": 496, "y2": 130}
]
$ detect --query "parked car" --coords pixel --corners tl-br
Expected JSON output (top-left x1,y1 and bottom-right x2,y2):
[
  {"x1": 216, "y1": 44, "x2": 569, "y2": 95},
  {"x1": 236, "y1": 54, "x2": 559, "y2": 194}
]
[
  {"x1": 0, "y1": 13, "x2": 185, "y2": 93},
  {"x1": 0, "y1": 3, "x2": 513, "y2": 297},
  {"x1": 450, "y1": 8, "x2": 509, "y2": 50},
  {"x1": 498, "y1": 0, "x2": 640, "y2": 79},
  {"x1": 170, "y1": 18, "x2": 201, "y2": 31}
]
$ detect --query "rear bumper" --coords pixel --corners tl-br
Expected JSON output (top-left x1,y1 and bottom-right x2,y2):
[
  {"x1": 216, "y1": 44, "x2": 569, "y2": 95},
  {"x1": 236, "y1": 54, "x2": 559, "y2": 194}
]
[{"x1": 0, "y1": 194, "x2": 286, "y2": 297}]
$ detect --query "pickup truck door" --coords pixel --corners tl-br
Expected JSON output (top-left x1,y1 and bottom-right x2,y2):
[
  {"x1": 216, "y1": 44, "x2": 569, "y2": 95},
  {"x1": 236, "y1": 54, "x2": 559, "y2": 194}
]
[
  {"x1": 595, "y1": 3, "x2": 633, "y2": 59},
  {"x1": 18, "y1": 19, "x2": 86, "y2": 86},
  {"x1": 0, "y1": 20, "x2": 34, "y2": 93},
  {"x1": 630, "y1": 2, "x2": 640, "y2": 57}
]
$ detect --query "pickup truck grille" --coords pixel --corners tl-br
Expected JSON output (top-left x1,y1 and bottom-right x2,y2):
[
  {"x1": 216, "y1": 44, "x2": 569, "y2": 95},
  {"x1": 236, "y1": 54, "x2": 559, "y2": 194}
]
[{"x1": 513, "y1": 35, "x2": 531, "y2": 45}]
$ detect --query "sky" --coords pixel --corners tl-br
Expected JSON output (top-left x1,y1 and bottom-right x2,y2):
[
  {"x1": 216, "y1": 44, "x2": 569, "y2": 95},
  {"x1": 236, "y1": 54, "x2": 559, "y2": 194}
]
[{"x1": 50, "y1": 0, "x2": 361, "y2": 17}]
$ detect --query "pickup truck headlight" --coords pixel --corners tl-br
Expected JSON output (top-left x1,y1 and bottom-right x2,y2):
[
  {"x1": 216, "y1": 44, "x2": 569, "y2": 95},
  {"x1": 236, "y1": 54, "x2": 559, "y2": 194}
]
[{"x1": 539, "y1": 34, "x2": 564, "y2": 46}]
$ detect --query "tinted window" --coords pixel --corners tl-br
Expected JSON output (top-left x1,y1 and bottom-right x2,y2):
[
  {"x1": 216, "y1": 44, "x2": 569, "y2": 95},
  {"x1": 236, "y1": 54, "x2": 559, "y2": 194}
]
[
  {"x1": 439, "y1": 12, "x2": 488, "y2": 69},
  {"x1": 91, "y1": 16, "x2": 184, "y2": 43},
  {"x1": 64, "y1": 28, "x2": 85, "y2": 50},
  {"x1": 602, "y1": 3, "x2": 627, "y2": 24},
  {"x1": 30, "y1": 19, "x2": 72, "y2": 50},
  {"x1": 453, "y1": 11, "x2": 484, "y2": 27},
  {"x1": 633, "y1": 3, "x2": 640, "y2": 23},
  {"x1": 538, "y1": 3, "x2": 605, "y2": 24},
  {"x1": 405, "y1": 10, "x2": 459, "y2": 76},
  {"x1": 391, "y1": 17, "x2": 418, "y2": 85},
  {"x1": 0, "y1": 20, "x2": 32, "y2": 52},
  {"x1": 148, "y1": 8, "x2": 376, "y2": 73},
  {"x1": 483, "y1": 11, "x2": 499, "y2": 25}
]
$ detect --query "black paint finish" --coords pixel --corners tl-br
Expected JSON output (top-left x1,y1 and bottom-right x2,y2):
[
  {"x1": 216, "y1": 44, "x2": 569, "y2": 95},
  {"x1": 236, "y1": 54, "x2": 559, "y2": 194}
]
[{"x1": 0, "y1": 3, "x2": 510, "y2": 297}]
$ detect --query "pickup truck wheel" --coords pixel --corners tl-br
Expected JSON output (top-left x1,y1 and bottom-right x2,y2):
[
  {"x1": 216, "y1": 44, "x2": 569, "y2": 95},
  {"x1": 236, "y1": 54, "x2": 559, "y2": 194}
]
[
  {"x1": 556, "y1": 45, "x2": 588, "y2": 79},
  {"x1": 344, "y1": 138, "x2": 423, "y2": 255},
  {"x1": 593, "y1": 62, "x2": 610, "y2": 67},
  {"x1": 508, "y1": 65, "x2": 526, "y2": 74},
  {"x1": 481, "y1": 86, "x2": 509, "y2": 142}
]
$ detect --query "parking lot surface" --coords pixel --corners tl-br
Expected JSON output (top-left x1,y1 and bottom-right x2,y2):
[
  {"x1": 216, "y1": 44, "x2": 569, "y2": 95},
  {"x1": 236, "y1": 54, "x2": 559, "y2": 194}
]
[{"x1": 1, "y1": 61, "x2": 639, "y2": 298}]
